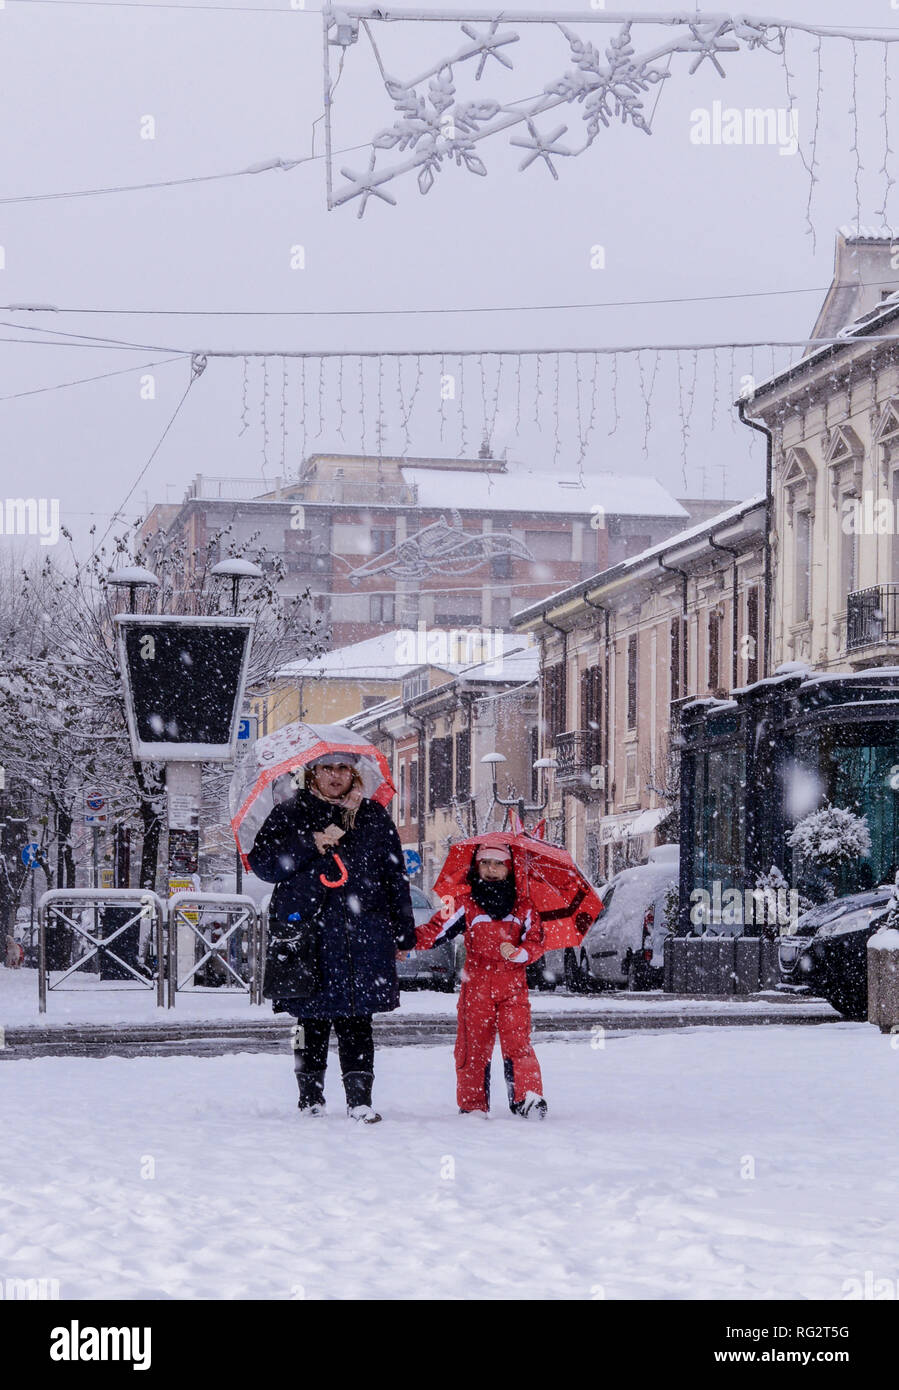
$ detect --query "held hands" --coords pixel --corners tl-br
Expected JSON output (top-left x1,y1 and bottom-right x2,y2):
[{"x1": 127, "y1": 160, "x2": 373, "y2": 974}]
[
  {"x1": 500, "y1": 941, "x2": 527, "y2": 963},
  {"x1": 313, "y1": 824, "x2": 345, "y2": 855}
]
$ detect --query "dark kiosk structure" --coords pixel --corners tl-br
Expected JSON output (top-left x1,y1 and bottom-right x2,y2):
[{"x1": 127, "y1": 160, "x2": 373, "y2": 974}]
[{"x1": 678, "y1": 666, "x2": 899, "y2": 931}]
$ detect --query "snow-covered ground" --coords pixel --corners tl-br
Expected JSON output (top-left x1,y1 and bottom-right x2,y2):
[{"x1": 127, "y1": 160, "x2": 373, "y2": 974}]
[
  {"x1": 1, "y1": 1024, "x2": 896, "y2": 1300},
  {"x1": 0, "y1": 968, "x2": 835, "y2": 1028}
]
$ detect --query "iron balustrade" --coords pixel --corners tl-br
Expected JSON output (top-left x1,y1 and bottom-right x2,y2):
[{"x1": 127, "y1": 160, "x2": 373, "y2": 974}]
[
  {"x1": 847, "y1": 584, "x2": 899, "y2": 650},
  {"x1": 37, "y1": 889, "x2": 166, "y2": 1014},
  {"x1": 167, "y1": 894, "x2": 264, "y2": 1006},
  {"x1": 553, "y1": 730, "x2": 603, "y2": 795}
]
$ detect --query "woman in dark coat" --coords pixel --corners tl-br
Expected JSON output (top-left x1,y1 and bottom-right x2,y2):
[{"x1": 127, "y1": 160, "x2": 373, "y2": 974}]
[{"x1": 248, "y1": 752, "x2": 415, "y2": 1123}]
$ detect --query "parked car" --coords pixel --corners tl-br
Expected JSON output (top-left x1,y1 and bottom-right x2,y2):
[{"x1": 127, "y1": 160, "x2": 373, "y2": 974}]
[
  {"x1": 581, "y1": 845, "x2": 680, "y2": 991},
  {"x1": 777, "y1": 888, "x2": 893, "y2": 1020},
  {"x1": 396, "y1": 886, "x2": 460, "y2": 993}
]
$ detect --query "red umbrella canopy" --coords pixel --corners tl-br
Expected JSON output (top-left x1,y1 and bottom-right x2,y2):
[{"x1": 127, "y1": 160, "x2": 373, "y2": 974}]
[{"x1": 433, "y1": 831, "x2": 603, "y2": 949}]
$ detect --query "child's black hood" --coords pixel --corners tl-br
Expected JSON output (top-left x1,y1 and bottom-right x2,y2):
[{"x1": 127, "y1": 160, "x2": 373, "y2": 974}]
[{"x1": 467, "y1": 853, "x2": 517, "y2": 919}]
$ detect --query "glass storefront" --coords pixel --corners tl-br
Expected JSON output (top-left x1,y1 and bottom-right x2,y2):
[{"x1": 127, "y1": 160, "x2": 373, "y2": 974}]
[
  {"x1": 692, "y1": 745, "x2": 746, "y2": 898},
  {"x1": 679, "y1": 671, "x2": 899, "y2": 931},
  {"x1": 794, "y1": 724, "x2": 899, "y2": 894}
]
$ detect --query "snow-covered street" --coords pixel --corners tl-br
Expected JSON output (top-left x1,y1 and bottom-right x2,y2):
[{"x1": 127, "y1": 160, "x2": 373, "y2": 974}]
[{"x1": 2, "y1": 1024, "x2": 897, "y2": 1301}]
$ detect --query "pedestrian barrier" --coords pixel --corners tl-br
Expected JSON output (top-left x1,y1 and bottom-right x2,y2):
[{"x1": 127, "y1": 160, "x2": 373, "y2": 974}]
[
  {"x1": 167, "y1": 893, "x2": 263, "y2": 1006},
  {"x1": 664, "y1": 934, "x2": 780, "y2": 995},
  {"x1": 37, "y1": 890, "x2": 166, "y2": 1014}
]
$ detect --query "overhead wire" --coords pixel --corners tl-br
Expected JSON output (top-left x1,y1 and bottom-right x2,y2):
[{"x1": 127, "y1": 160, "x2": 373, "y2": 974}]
[
  {"x1": 92, "y1": 365, "x2": 203, "y2": 552},
  {"x1": 0, "y1": 356, "x2": 187, "y2": 402},
  {"x1": 2, "y1": 283, "x2": 893, "y2": 317}
]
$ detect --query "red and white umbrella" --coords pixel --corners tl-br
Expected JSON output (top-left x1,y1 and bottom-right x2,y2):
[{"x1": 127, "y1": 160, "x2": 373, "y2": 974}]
[{"x1": 229, "y1": 721, "x2": 395, "y2": 869}]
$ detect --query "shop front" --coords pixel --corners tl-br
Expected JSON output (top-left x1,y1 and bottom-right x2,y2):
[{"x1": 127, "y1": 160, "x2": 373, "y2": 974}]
[{"x1": 678, "y1": 668, "x2": 899, "y2": 931}]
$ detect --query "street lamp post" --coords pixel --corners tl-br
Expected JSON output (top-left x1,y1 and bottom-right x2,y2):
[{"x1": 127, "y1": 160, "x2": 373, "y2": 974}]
[
  {"x1": 107, "y1": 566, "x2": 161, "y2": 614},
  {"x1": 211, "y1": 559, "x2": 264, "y2": 894},
  {"x1": 211, "y1": 558, "x2": 264, "y2": 616},
  {"x1": 481, "y1": 752, "x2": 555, "y2": 832}
]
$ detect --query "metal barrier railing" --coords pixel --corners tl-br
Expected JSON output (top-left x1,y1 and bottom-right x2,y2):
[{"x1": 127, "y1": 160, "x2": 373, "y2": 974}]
[
  {"x1": 38, "y1": 890, "x2": 166, "y2": 1014},
  {"x1": 167, "y1": 894, "x2": 263, "y2": 1006}
]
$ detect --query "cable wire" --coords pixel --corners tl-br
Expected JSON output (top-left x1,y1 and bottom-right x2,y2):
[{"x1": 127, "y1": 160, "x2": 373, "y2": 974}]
[
  {"x1": 3, "y1": 282, "x2": 889, "y2": 318},
  {"x1": 93, "y1": 365, "x2": 202, "y2": 551},
  {"x1": 0, "y1": 356, "x2": 187, "y2": 402}
]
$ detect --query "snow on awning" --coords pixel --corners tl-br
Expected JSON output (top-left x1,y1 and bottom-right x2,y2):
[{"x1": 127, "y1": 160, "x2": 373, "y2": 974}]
[
  {"x1": 599, "y1": 807, "x2": 671, "y2": 843},
  {"x1": 631, "y1": 807, "x2": 672, "y2": 838}
]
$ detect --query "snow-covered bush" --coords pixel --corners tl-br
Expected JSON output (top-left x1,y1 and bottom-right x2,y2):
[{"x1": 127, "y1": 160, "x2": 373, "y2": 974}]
[
  {"x1": 786, "y1": 804, "x2": 871, "y2": 900},
  {"x1": 752, "y1": 863, "x2": 811, "y2": 930}
]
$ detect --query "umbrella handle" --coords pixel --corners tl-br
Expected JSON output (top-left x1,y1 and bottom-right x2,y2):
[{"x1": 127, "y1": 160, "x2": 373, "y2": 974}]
[{"x1": 320, "y1": 852, "x2": 348, "y2": 889}]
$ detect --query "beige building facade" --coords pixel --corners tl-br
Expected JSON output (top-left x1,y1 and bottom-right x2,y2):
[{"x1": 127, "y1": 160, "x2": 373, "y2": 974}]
[
  {"x1": 513, "y1": 500, "x2": 767, "y2": 882},
  {"x1": 746, "y1": 232, "x2": 899, "y2": 671}
]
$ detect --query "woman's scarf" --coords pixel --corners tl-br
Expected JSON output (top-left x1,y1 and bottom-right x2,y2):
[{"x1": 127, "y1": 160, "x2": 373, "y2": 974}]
[{"x1": 308, "y1": 773, "x2": 365, "y2": 830}]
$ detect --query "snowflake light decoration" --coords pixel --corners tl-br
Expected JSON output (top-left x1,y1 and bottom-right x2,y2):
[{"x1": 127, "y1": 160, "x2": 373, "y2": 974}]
[
  {"x1": 347, "y1": 514, "x2": 534, "y2": 582},
  {"x1": 323, "y1": 9, "x2": 788, "y2": 215}
]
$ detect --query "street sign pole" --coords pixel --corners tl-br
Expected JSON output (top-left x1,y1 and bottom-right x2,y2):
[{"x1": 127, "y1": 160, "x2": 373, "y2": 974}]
[
  {"x1": 167, "y1": 761, "x2": 202, "y2": 1003},
  {"x1": 234, "y1": 715, "x2": 257, "y2": 898}
]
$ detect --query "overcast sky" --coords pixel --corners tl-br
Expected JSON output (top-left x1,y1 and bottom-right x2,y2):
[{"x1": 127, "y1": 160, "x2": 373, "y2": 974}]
[{"x1": 1, "y1": 0, "x2": 897, "y2": 555}]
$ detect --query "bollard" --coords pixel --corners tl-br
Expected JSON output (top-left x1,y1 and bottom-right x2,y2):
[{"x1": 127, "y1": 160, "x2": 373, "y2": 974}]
[{"x1": 867, "y1": 926, "x2": 899, "y2": 1033}]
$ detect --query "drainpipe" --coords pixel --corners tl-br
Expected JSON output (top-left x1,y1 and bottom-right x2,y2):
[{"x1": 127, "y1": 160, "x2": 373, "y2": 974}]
[
  {"x1": 739, "y1": 398, "x2": 773, "y2": 678},
  {"x1": 707, "y1": 532, "x2": 741, "y2": 689},
  {"x1": 406, "y1": 709, "x2": 427, "y2": 884}
]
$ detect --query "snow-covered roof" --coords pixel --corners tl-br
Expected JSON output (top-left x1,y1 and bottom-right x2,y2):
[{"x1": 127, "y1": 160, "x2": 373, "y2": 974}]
[
  {"x1": 748, "y1": 290, "x2": 899, "y2": 401},
  {"x1": 277, "y1": 632, "x2": 441, "y2": 681},
  {"x1": 277, "y1": 631, "x2": 536, "y2": 683},
  {"x1": 618, "y1": 493, "x2": 765, "y2": 574},
  {"x1": 458, "y1": 641, "x2": 539, "y2": 685},
  {"x1": 400, "y1": 467, "x2": 687, "y2": 519},
  {"x1": 513, "y1": 494, "x2": 765, "y2": 627}
]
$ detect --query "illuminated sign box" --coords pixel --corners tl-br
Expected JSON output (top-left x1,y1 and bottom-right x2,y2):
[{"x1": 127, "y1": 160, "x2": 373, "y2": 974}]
[{"x1": 115, "y1": 615, "x2": 254, "y2": 762}]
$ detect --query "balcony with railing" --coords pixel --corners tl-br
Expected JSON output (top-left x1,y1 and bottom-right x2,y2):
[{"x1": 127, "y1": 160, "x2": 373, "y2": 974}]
[
  {"x1": 553, "y1": 730, "x2": 603, "y2": 801},
  {"x1": 847, "y1": 584, "x2": 899, "y2": 651}
]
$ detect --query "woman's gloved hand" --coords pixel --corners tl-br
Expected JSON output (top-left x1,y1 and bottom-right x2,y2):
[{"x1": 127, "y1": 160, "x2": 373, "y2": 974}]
[{"x1": 313, "y1": 824, "x2": 345, "y2": 855}]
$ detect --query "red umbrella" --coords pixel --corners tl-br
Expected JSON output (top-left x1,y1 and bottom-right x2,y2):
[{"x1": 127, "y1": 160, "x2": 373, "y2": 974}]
[{"x1": 432, "y1": 831, "x2": 603, "y2": 949}]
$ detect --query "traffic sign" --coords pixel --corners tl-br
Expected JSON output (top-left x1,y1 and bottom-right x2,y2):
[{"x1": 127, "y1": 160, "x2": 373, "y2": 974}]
[
  {"x1": 237, "y1": 716, "x2": 258, "y2": 742},
  {"x1": 21, "y1": 842, "x2": 41, "y2": 869},
  {"x1": 403, "y1": 848, "x2": 422, "y2": 876},
  {"x1": 84, "y1": 792, "x2": 107, "y2": 826}
]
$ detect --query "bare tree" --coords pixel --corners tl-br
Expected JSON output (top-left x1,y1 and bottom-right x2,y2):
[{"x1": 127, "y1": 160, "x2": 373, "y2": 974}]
[{"x1": 0, "y1": 519, "x2": 323, "y2": 894}]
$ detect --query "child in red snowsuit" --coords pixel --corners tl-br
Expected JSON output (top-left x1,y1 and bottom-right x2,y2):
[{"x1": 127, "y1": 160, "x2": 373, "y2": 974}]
[{"x1": 414, "y1": 843, "x2": 548, "y2": 1119}]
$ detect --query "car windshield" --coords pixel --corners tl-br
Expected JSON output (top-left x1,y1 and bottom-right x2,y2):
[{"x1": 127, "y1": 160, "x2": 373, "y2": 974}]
[
  {"x1": 795, "y1": 893, "x2": 890, "y2": 932},
  {"x1": 816, "y1": 904, "x2": 890, "y2": 939}
]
